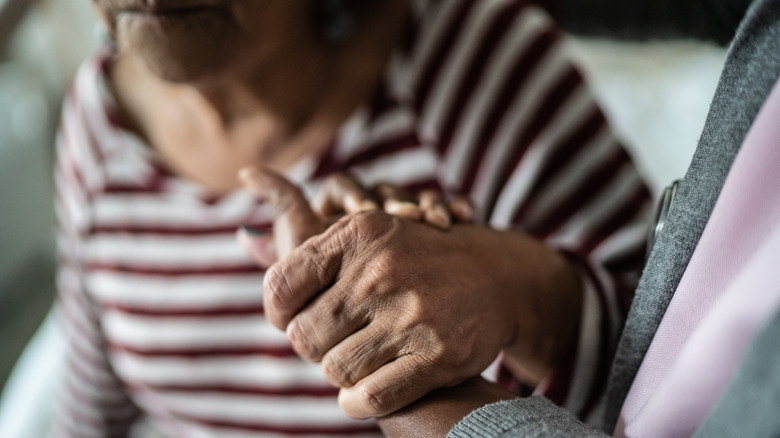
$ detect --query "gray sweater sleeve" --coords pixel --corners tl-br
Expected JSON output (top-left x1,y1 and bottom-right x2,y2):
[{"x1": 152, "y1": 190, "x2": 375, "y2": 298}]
[
  {"x1": 448, "y1": 396, "x2": 608, "y2": 438},
  {"x1": 450, "y1": 310, "x2": 780, "y2": 438},
  {"x1": 543, "y1": 0, "x2": 752, "y2": 44}
]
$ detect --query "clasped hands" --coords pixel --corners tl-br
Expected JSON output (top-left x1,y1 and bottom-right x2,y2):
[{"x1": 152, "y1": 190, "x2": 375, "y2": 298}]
[{"x1": 237, "y1": 167, "x2": 582, "y2": 423}]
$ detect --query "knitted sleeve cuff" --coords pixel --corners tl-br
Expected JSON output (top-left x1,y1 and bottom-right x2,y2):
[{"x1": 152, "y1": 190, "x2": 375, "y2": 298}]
[{"x1": 449, "y1": 396, "x2": 609, "y2": 438}]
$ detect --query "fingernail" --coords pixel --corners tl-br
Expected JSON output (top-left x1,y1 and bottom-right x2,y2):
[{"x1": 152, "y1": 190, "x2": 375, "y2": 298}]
[
  {"x1": 359, "y1": 200, "x2": 379, "y2": 212},
  {"x1": 239, "y1": 225, "x2": 269, "y2": 236},
  {"x1": 385, "y1": 200, "x2": 421, "y2": 220},
  {"x1": 428, "y1": 207, "x2": 451, "y2": 229},
  {"x1": 345, "y1": 195, "x2": 378, "y2": 214},
  {"x1": 344, "y1": 194, "x2": 362, "y2": 213}
]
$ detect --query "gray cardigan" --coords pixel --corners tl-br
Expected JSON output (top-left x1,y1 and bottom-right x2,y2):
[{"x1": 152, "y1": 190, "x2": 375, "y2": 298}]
[{"x1": 450, "y1": 0, "x2": 780, "y2": 436}]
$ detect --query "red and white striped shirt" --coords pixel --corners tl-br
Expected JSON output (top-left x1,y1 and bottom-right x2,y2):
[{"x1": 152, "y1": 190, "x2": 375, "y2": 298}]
[{"x1": 51, "y1": 0, "x2": 652, "y2": 436}]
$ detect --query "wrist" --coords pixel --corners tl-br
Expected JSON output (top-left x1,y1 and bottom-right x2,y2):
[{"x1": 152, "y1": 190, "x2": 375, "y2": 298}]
[
  {"x1": 377, "y1": 378, "x2": 519, "y2": 438},
  {"x1": 500, "y1": 236, "x2": 582, "y2": 384}
]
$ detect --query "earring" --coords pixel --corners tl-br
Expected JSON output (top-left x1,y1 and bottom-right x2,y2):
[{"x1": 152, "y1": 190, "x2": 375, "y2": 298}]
[{"x1": 320, "y1": 0, "x2": 355, "y2": 44}]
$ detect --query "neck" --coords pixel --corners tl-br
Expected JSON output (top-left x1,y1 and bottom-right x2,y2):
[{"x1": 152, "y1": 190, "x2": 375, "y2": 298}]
[
  {"x1": 113, "y1": 42, "x2": 336, "y2": 173},
  {"x1": 109, "y1": 0, "x2": 409, "y2": 192}
]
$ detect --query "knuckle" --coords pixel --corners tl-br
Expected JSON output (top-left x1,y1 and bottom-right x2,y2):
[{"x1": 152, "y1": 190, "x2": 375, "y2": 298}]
[
  {"x1": 349, "y1": 211, "x2": 377, "y2": 232},
  {"x1": 262, "y1": 262, "x2": 304, "y2": 329},
  {"x1": 358, "y1": 378, "x2": 394, "y2": 417},
  {"x1": 396, "y1": 293, "x2": 429, "y2": 323},
  {"x1": 263, "y1": 265, "x2": 288, "y2": 308},
  {"x1": 323, "y1": 299, "x2": 351, "y2": 331},
  {"x1": 341, "y1": 210, "x2": 389, "y2": 242},
  {"x1": 287, "y1": 318, "x2": 323, "y2": 362},
  {"x1": 371, "y1": 252, "x2": 400, "y2": 279},
  {"x1": 355, "y1": 254, "x2": 403, "y2": 305},
  {"x1": 322, "y1": 353, "x2": 357, "y2": 388}
]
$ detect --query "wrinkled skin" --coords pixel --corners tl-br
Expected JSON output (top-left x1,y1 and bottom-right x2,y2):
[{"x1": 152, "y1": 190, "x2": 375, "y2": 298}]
[{"x1": 239, "y1": 167, "x2": 582, "y2": 419}]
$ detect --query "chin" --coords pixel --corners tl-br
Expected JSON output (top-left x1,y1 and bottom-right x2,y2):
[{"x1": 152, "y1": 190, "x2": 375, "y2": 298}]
[
  {"x1": 116, "y1": 8, "x2": 239, "y2": 83},
  {"x1": 133, "y1": 43, "x2": 234, "y2": 84}
]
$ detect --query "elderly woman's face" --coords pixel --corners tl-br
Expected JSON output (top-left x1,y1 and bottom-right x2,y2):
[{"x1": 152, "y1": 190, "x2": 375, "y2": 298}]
[{"x1": 92, "y1": 0, "x2": 310, "y2": 82}]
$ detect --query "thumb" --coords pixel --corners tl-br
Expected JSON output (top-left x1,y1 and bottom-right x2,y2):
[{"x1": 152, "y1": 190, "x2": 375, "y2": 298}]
[
  {"x1": 338, "y1": 355, "x2": 447, "y2": 419},
  {"x1": 239, "y1": 167, "x2": 325, "y2": 259}
]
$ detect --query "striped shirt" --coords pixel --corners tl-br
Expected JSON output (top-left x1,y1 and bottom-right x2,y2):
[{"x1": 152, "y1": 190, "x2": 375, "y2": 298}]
[{"x1": 51, "y1": 0, "x2": 652, "y2": 436}]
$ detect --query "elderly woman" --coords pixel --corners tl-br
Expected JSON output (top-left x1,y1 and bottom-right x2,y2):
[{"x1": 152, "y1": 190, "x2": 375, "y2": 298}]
[{"x1": 52, "y1": 0, "x2": 650, "y2": 436}]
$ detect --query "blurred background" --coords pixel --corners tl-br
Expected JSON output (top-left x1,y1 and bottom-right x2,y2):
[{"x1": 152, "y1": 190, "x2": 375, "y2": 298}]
[{"x1": 0, "y1": 0, "x2": 726, "y2": 436}]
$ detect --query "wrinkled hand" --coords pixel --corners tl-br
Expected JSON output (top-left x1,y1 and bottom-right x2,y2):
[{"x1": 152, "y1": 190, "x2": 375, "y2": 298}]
[
  {"x1": 315, "y1": 174, "x2": 474, "y2": 228},
  {"x1": 238, "y1": 167, "x2": 581, "y2": 419},
  {"x1": 237, "y1": 169, "x2": 473, "y2": 268}
]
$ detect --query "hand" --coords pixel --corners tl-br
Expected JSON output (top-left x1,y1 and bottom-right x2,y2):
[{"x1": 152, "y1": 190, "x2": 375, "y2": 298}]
[
  {"x1": 239, "y1": 168, "x2": 581, "y2": 419},
  {"x1": 237, "y1": 168, "x2": 474, "y2": 268},
  {"x1": 378, "y1": 377, "x2": 519, "y2": 438},
  {"x1": 265, "y1": 213, "x2": 580, "y2": 418},
  {"x1": 315, "y1": 174, "x2": 474, "y2": 228}
]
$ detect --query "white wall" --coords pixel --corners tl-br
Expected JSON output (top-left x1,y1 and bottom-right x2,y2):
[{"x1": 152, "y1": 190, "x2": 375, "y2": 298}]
[
  {"x1": 0, "y1": 0, "x2": 97, "y2": 286},
  {"x1": 0, "y1": 63, "x2": 52, "y2": 283},
  {"x1": 570, "y1": 39, "x2": 727, "y2": 194}
]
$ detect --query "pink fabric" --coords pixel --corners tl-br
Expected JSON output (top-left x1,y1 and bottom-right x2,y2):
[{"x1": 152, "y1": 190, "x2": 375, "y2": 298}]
[{"x1": 615, "y1": 76, "x2": 780, "y2": 438}]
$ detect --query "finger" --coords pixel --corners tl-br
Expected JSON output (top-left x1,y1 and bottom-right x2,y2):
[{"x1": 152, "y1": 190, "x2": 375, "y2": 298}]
[
  {"x1": 319, "y1": 319, "x2": 401, "y2": 388},
  {"x1": 374, "y1": 183, "x2": 421, "y2": 221},
  {"x1": 262, "y1": 215, "x2": 360, "y2": 330},
  {"x1": 285, "y1": 280, "x2": 371, "y2": 362},
  {"x1": 236, "y1": 227, "x2": 277, "y2": 268},
  {"x1": 238, "y1": 167, "x2": 324, "y2": 259},
  {"x1": 418, "y1": 190, "x2": 451, "y2": 229},
  {"x1": 448, "y1": 195, "x2": 475, "y2": 223},
  {"x1": 313, "y1": 173, "x2": 378, "y2": 218},
  {"x1": 263, "y1": 238, "x2": 340, "y2": 330},
  {"x1": 337, "y1": 354, "x2": 449, "y2": 419},
  {"x1": 286, "y1": 305, "x2": 367, "y2": 364}
]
